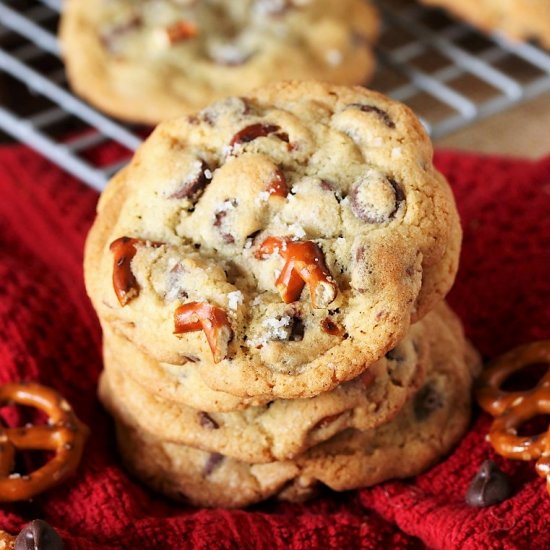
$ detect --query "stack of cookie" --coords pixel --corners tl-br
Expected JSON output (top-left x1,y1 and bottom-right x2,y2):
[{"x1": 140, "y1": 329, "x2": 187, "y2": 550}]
[{"x1": 85, "y1": 81, "x2": 479, "y2": 507}]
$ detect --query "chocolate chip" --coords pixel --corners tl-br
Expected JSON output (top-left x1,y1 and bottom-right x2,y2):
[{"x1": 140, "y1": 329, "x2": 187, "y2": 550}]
[
  {"x1": 347, "y1": 103, "x2": 395, "y2": 129},
  {"x1": 15, "y1": 520, "x2": 63, "y2": 550},
  {"x1": 413, "y1": 383, "x2": 443, "y2": 421},
  {"x1": 289, "y1": 316, "x2": 305, "y2": 342},
  {"x1": 349, "y1": 173, "x2": 405, "y2": 224},
  {"x1": 466, "y1": 460, "x2": 513, "y2": 507},
  {"x1": 199, "y1": 412, "x2": 219, "y2": 430},
  {"x1": 203, "y1": 453, "x2": 224, "y2": 477},
  {"x1": 169, "y1": 160, "x2": 212, "y2": 201},
  {"x1": 320, "y1": 317, "x2": 343, "y2": 336},
  {"x1": 385, "y1": 348, "x2": 403, "y2": 362},
  {"x1": 230, "y1": 124, "x2": 287, "y2": 147}
]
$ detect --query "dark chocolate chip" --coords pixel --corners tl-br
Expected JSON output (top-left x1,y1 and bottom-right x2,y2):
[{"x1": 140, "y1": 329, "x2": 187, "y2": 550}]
[
  {"x1": 203, "y1": 453, "x2": 224, "y2": 477},
  {"x1": 320, "y1": 317, "x2": 343, "y2": 336},
  {"x1": 199, "y1": 412, "x2": 219, "y2": 430},
  {"x1": 230, "y1": 123, "x2": 284, "y2": 147},
  {"x1": 466, "y1": 460, "x2": 513, "y2": 507},
  {"x1": 347, "y1": 103, "x2": 395, "y2": 129},
  {"x1": 413, "y1": 383, "x2": 443, "y2": 421},
  {"x1": 289, "y1": 316, "x2": 305, "y2": 342},
  {"x1": 349, "y1": 174, "x2": 405, "y2": 224},
  {"x1": 15, "y1": 520, "x2": 63, "y2": 550},
  {"x1": 169, "y1": 160, "x2": 212, "y2": 201}
]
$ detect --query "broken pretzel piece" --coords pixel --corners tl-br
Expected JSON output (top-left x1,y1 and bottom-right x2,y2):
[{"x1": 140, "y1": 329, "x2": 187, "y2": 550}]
[
  {"x1": 174, "y1": 302, "x2": 233, "y2": 363},
  {"x1": 256, "y1": 237, "x2": 337, "y2": 308},
  {"x1": 110, "y1": 237, "x2": 161, "y2": 306}
]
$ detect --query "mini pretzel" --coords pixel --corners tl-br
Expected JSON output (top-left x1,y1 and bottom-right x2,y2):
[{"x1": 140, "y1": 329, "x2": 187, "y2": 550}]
[
  {"x1": 477, "y1": 340, "x2": 550, "y2": 416},
  {"x1": 0, "y1": 382, "x2": 88, "y2": 502},
  {"x1": 174, "y1": 302, "x2": 233, "y2": 363},
  {"x1": 110, "y1": 237, "x2": 160, "y2": 306},
  {"x1": 476, "y1": 340, "x2": 550, "y2": 498},
  {"x1": 256, "y1": 237, "x2": 338, "y2": 308}
]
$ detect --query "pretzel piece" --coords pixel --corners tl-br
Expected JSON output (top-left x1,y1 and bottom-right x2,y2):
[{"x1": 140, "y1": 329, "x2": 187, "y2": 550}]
[
  {"x1": 476, "y1": 340, "x2": 550, "y2": 416},
  {"x1": 0, "y1": 382, "x2": 88, "y2": 502},
  {"x1": 109, "y1": 237, "x2": 161, "y2": 306},
  {"x1": 256, "y1": 237, "x2": 338, "y2": 308},
  {"x1": 174, "y1": 302, "x2": 233, "y2": 363}
]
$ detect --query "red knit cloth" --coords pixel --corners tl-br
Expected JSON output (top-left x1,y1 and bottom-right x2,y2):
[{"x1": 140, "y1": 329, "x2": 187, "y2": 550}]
[{"x1": 0, "y1": 144, "x2": 549, "y2": 549}]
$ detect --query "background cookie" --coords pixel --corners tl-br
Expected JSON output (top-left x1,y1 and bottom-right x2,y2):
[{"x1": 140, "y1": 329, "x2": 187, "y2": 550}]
[
  {"x1": 111, "y1": 303, "x2": 479, "y2": 508},
  {"x1": 99, "y1": 312, "x2": 427, "y2": 462},
  {"x1": 421, "y1": 0, "x2": 550, "y2": 50},
  {"x1": 60, "y1": 0, "x2": 379, "y2": 123},
  {"x1": 85, "y1": 81, "x2": 462, "y2": 399}
]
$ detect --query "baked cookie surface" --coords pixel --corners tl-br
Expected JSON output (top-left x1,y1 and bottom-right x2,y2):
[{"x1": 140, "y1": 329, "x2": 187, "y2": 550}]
[
  {"x1": 85, "y1": 81, "x2": 462, "y2": 399},
  {"x1": 60, "y1": 0, "x2": 379, "y2": 123},
  {"x1": 421, "y1": 0, "x2": 550, "y2": 49},
  {"x1": 99, "y1": 311, "x2": 427, "y2": 462},
  {"x1": 110, "y1": 303, "x2": 479, "y2": 508}
]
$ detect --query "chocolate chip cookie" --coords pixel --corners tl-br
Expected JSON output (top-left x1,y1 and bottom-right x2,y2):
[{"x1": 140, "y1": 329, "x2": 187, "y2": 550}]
[
  {"x1": 99, "y1": 309, "x2": 427, "y2": 462},
  {"x1": 421, "y1": 0, "x2": 550, "y2": 49},
  {"x1": 110, "y1": 303, "x2": 480, "y2": 507},
  {"x1": 85, "y1": 81, "x2": 462, "y2": 400},
  {"x1": 60, "y1": 0, "x2": 379, "y2": 123}
]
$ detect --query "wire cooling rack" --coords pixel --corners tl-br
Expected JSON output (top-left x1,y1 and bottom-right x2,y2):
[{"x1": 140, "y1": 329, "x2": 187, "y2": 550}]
[{"x1": 1, "y1": 0, "x2": 550, "y2": 191}]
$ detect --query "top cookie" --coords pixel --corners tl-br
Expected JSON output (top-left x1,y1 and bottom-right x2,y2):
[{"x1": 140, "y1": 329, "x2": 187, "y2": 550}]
[
  {"x1": 421, "y1": 0, "x2": 550, "y2": 50},
  {"x1": 84, "y1": 81, "x2": 462, "y2": 400},
  {"x1": 60, "y1": 0, "x2": 379, "y2": 124}
]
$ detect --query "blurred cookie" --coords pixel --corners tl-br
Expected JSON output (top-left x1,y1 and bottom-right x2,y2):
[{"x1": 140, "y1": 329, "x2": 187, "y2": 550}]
[
  {"x1": 111, "y1": 303, "x2": 479, "y2": 507},
  {"x1": 100, "y1": 308, "x2": 428, "y2": 462},
  {"x1": 421, "y1": 0, "x2": 550, "y2": 49},
  {"x1": 85, "y1": 81, "x2": 461, "y2": 400},
  {"x1": 60, "y1": 0, "x2": 379, "y2": 123}
]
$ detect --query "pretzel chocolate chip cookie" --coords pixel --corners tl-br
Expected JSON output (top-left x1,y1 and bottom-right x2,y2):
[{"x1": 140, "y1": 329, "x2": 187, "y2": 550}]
[
  {"x1": 85, "y1": 81, "x2": 462, "y2": 399},
  {"x1": 60, "y1": 0, "x2": 379, "y2": 123}
]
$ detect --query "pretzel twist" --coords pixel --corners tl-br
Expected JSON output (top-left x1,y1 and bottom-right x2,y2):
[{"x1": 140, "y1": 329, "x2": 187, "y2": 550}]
[
  {"x1": 476, "y1": 340, "x2": 550, "y2": 496},
  {"x1": 256, "y1": 237, "x2": 338, "y2": 308},
  {"x1": 0, "y1": 382, "x2": 88, "y2": 502}
]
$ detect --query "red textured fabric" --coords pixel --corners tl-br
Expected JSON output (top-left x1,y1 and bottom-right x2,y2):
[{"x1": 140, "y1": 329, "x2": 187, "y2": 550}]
[{"x1": 0, "y1": 144, "x2": 549, "y2": 549}]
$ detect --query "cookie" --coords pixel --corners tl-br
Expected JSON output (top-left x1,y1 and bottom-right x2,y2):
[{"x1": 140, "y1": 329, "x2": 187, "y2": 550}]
[
  {"x1": 99, "y1": 309, "x2": 427, "y2": 462},
  {"x1": 421, "y1": 0, "x2": 550, "y2": 49},
  {"x1": 111, "y1": 303, "x2": 480, "y2": 507},
  {"x1": 84, "y1": 81, "x2": 462, "y2": 399},
  {"x1": 60, "y1": 0, "x2": 379, "y2": 124}
]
